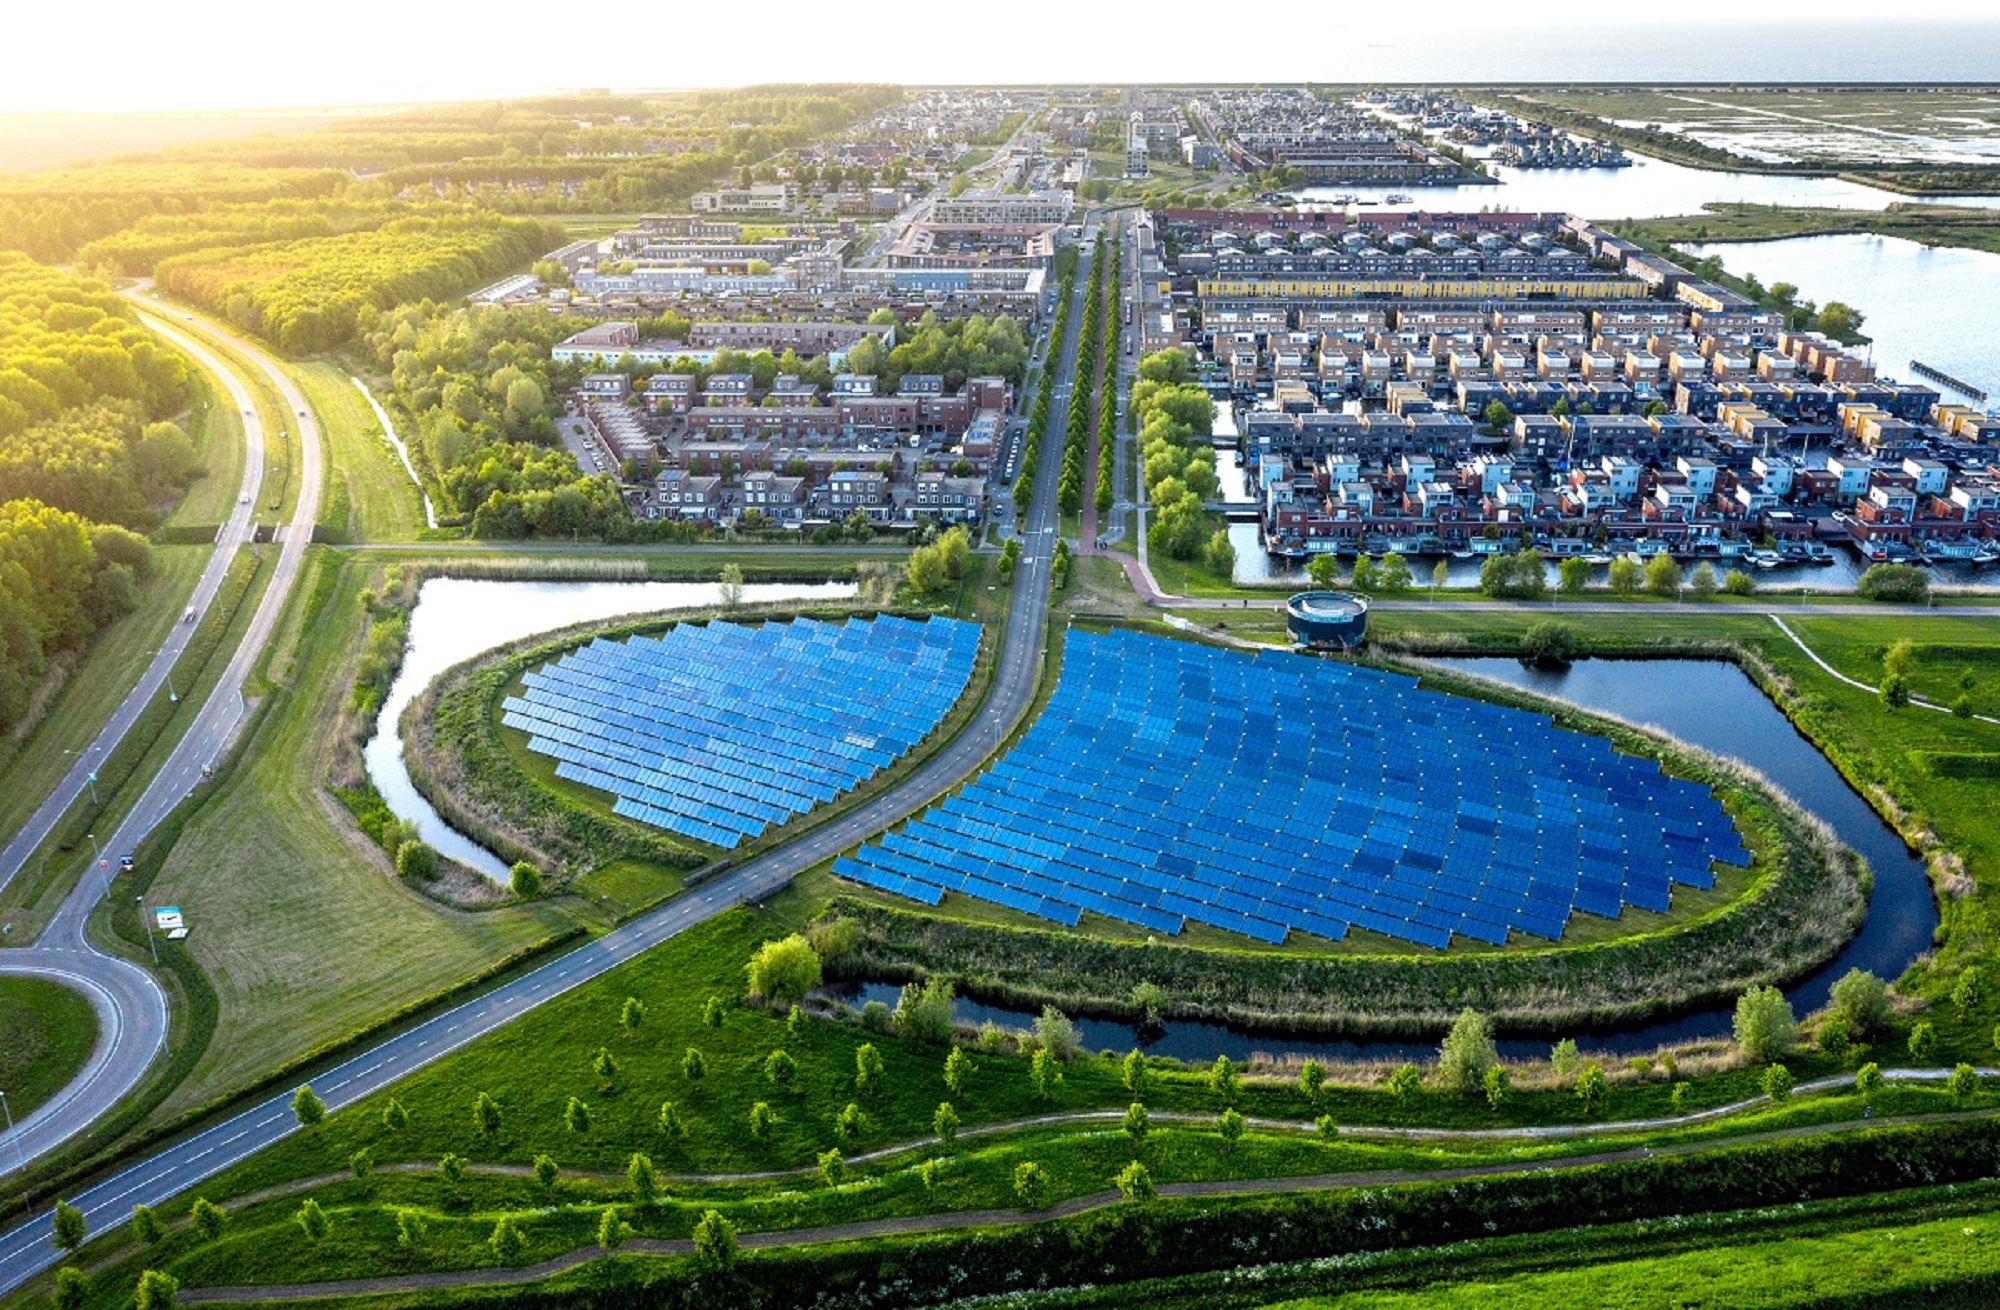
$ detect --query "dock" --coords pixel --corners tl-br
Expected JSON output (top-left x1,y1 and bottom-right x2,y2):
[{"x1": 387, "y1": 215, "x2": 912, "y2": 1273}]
[{"x1": 1909, "y1": 359, "x2": 1988, "y2": 403}]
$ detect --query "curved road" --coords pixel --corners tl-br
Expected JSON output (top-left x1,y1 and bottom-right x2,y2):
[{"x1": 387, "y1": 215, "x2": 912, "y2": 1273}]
[
  {"x1": 0, "y1": 221, "x2": 1100, "y2": 1297},
  {"x1": 0, "y1": 309, "x2": 324, "y2": 1186}
]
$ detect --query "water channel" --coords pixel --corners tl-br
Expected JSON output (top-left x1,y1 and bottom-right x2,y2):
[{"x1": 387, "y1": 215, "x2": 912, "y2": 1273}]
[
  {"x1": 829, "y1": 656, "x2": 1936, "y2": 1064},
  {"x1": 363, "y1": 577, "x2": 854, "y2": 879}
]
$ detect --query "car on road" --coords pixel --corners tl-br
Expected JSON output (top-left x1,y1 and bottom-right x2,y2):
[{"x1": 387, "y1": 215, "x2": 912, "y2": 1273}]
[
  {"x1": 182, "y1": 606, "x2": 196, "y2": 624},
  {"x1": 238, "y1": 493, "x2": 249, "y2": 505}
]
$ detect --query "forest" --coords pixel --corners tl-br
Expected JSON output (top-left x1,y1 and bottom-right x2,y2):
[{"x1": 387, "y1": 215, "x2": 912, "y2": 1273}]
[{"x1": 0, "y1": 253, "x2": 191, "y2": 438}]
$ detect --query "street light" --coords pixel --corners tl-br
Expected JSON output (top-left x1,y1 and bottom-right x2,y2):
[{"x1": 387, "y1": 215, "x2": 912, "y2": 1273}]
[
  {"x1": 64, "y1": 749, "x2": 100, "y2": 805},
  {"x1": 0, "y1": 1089, "x2": 25, "y2": 1175},
  {"x1": 138, "y1": 896, "x2": 158, "y2": 964},
  {"x1": 146, "y1": 650, "x2": 179, "y2": 703}
]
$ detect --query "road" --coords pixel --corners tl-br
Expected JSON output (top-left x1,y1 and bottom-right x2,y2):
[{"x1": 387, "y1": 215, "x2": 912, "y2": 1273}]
[
  {"x1": 0, "y1": 308, "x2": 324, "y2": 1193},
  {"x1": 0, "y1": 220, "x2": 1097, "y2": 1299}
]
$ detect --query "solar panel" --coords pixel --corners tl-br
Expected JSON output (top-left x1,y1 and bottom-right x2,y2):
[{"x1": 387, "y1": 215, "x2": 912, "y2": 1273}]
[
  {"x1": 512, "y1": 617, "x2": 979, "y2": 850},
  {"x1": 837, "y1": 629, "x2": 1747, "y2": 950}
]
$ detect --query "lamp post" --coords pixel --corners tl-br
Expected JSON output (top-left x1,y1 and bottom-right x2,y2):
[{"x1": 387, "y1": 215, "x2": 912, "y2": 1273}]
[
  {"x1": 0, "y1": 1089, "x2": 25, "y2": 1175},
  {"x1": 64, "y1": 749, "x2": 99, "y2": 805},
  {"x1": 87, "y1": 831, "x2": 109, "y2": 898},
  {"x1": 146, "y1": 650, "x2": 179, "y2": 703},
  {"x1": 138, "y1": 896, "x2": 158, "y2": 965}
]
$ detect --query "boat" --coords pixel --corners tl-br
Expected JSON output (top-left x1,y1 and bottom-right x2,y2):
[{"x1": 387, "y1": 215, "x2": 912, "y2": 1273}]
[
  {"x1": 1749, "y1": 551, "x2": 1785, "y2": 571},
  {"x1": 1450, "y1": 548, "x2": 1476, "y2": 560},
  {"x1": 1715, "y1": 540, "x2": 1746, "y2": 559},
  {"x1": 1580, "y1": 553, "x2": 1614, "y2": 566},
  {"x1": 1805, "y1": 542, "x2": 1836, "y2": 565},
  {"x1": 1386, "y1": 193, "x2": 1413, "y2": 204}
]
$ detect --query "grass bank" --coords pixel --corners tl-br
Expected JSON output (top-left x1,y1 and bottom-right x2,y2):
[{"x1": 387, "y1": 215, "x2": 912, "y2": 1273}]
[{"x1": 0, "y1": 976, "x2": 97, "y2": 1121}]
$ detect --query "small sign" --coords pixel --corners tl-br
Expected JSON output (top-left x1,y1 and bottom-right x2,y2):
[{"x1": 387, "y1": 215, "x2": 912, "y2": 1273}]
[
  {"x1": 166, "y1": 928, "x2": 188, "y2": 941},
  {"x1": 155, "y1": 908, "x2": 184, "y2": 931}
]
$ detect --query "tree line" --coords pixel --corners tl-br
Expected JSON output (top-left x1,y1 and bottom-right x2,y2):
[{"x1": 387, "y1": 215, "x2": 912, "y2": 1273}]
[{"x1": 0, "y1": 497, "x2": 153, "y2": 733}]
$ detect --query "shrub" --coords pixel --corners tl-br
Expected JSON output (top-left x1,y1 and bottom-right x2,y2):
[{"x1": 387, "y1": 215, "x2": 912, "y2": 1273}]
[
  {"x1": 490, "y1": 1215, "x2": 526, "y2": 1262},
  {"x1": 1116, "y1": 1161, "x2": 1155, "y2": 1202},
  {"x1": 658, "y1": 1101, "x2": 688, "y2": 1138},
  {"x1": 509, "y1": 860, "x2": 542, "y2": 898},
  {"x1": 692, "y1": 1209, "x2": 738, "y2": 1272},
  {"x1": 439, "y1": 1153, "x2": 467, "y2": 1184},
  {"x1": 381, "y1": 1098, "x2": 410, "y2": 1131},
  {"x1": 132, "y1": 1203, "x2": 161, "y2": 1245},
  {"x1": 1208, "y1": 1053, "x2": 1239, "y2": 1100},
  {"x1": 190, "y1": 1197, "x2": 227, "y2": 1241},
  {"x1": 1014, "y1": 1161, "x2": 1049, "y2": 1209},
  {"x1": 764, "y1": 1048, "x2": 797, "y2": 1088},
  {"x1": 51, "y1": 1199, "x2": 85, "y2": 1252},
  {"x1": 474, "y1": 1091, "x2": 502, "y2": 1136},
  {"x1": 1910, "y1": 1022, "x2": 1939, "y2": 1062},
  {"x1": 1857, "y1": 1062, "x2": 1883, "y2": 1099},
  {"x1": 1386, "y1": 1063, "x2": 1422, "y2": 1100},
  {"x1": 1576, "y1": 1064, "x2": 1607, "y2": 1112},
  {"x1": 944, "y1": 1046, "x2": 972, "y2": 1096},
  {"x1": 564, "y1": 1096, "x2": 591, "y2": 1134},
  {"x1": 1484, "y1": 1064, "x2": 1510, "y2": 1110},
  {"x1": 295, "y1": 1198, "x2": 330, "y2": 1242},
  {"x1": 1721, "y1": 569, "x2": 1756, "y2": 596},
  {"x1": 934, "y1": 1101, "x2": 960, "y2": 1147},
  {"x1": 1818, "y1": 1014, "x2": 1853, "y2": 1058},
  {"x1": 1763, "y1": 1064, "x2": 1794, "y2": 1101},
  {"x1": 627, "y1": 1152, "x2": 659, "y2": 1203},
  {"x1": 394, "y1": 839, "x2": 438, "y2": 881},
  {"x1": 894, "y1": 977, "x2": 956, "y2": 1044},
  {"x1": 1035, "y1": 1005, "x2": 1082, "y2": 1060},
  {"x1": 1734, "y1": 984, "x2": 1797, "y2": 1062},
  {"x1": 133, "y1": 1271, "x2": 178, "y2": 1310},
  {"x1": 1031, "y1": 1047, "x2": 1062, "y2": 1100},
  {"x1": 1953, "y1": 967, "x2": 1983, "y2": 1010},
  {"x1": 1299, "y1": 1059, "x2": 1325, "y2": 1102},
  {"x1": 1124, "y1": 1101, "x2": 1151, "y2": 1142},
  {"x1": 860, "y1": 999, "x2": 892, "y2": 1033},
  {"x1": 291, "y1": 1085, "x2": 325, "y2": 1127},
  {"x1": 1687, "y1": 562, "x2": 1718, "y2": 597},
  {"x1": 1880, "y1": 673, "x2": 1911, "y2": 710},
  {"x1": 1520, "y1": 621, "x2": 1579, "y2": 668},
  {"x1": 749, "y1": 1101, "x2": 776, "y2": 1139},
  {"x1": 349, "y1": 1147, "x2": 374, "y2": 1180},
  {"x1": 1856, "y1": 563, "x2": 1929, "y2": 603},
  {"x1": 747, "y1": 934, "x2": 823, "y2": 1005},
  {"x1": 1948, "y1": 1063, "x2": 1980, "y2": 1100},
  {"x1": 1550, "y1": 1039, "x2": 1581, "y2": 1076},
  {"x1": 396, "y1": 1208, "x2": 425, "y2": 1249},
  {"x1": 837, "y1": 1102, "x2": 866, "y2": 1141},
  {"x1": 818, "y1": 1148, "x2": 846, "y2": 1188},
  {"x1": 701, "y1": 995, "x2": 727, "y2": 1028},
  {"x1": 855, "y1": 1043, "x2": 884, "y2": 1094},
  {"x1": 598, "y1": 1207, "x2": 633, "y2": 1251},
  {"x1": 1830, "y1": 968, "x2": 1891, "y2": 1036},
  {"x1": 53, "y1": 1267, "x2": 87, "y2": 1310},
  {"x1": 1478, "y1": 548, "x2": 1549, "y2": 600},
  {"x1": 534, "y1": 1154, "x2": 559, "y2": 1189},
  {"x1": 1217, "y1": 1107, "x2": 1246, "y2": 1152}
]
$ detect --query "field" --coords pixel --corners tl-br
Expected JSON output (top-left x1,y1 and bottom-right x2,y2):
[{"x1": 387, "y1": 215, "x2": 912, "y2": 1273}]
[
  {"x1": 1612, "y1": 202, "x2": 2000, "y2": 259},
  {"x1": 0, "y1": 977, "x2": 97, "y2": 1121},
  {"x1": 144, "y1": 548, "x2": 573, "y2": 1122},
  {"x1": 295, "y1": 363, "x2": 427, "y2": 543}
]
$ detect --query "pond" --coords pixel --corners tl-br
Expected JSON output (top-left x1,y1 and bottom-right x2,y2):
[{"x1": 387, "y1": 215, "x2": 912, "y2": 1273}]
[
  {"x1": 828, "y1": 657, "x2": 1936, "y2": 1064},
  {"x1": 363, "y1": 577, "x2": 854, "y2": 879}
]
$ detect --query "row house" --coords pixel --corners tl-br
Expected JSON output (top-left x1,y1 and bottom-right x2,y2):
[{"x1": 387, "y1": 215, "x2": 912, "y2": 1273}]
[
  {"x1": 913, "y1": 471, "x2": 987, "y2": 522},
  {"x1": 826, "y1": 469, "x2": 892, "y2": 521},
  {"x1": 738, "y1": 470, "x2": 808, "y2": 521}
]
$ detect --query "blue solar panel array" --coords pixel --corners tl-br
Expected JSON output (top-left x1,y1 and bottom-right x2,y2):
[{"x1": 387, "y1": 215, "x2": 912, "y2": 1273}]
[
  {"x1": 502, "y1": 616, "x2": 980, "y2": 849},
  {"x1": 838, "y1": 628, "x2": 1749, "y2": 950}
]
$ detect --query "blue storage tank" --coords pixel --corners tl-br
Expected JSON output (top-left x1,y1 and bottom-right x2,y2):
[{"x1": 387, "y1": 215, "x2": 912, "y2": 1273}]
[{"x1": 1285, "y1": 591, "x2": 1369, "y2": 649}]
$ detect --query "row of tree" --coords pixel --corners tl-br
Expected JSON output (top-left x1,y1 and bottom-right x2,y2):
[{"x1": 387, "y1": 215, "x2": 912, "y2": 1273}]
[
  {"x1": 0, "y1": 498, "x2": 153, "y2": 733},
  {"x1": 1132, "y1": 348, "x2": 1224, "y2": 566}
]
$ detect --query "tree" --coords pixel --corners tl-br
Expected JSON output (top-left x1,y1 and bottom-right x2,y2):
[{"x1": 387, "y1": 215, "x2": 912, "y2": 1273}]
[
  {"x1": 1856, "y1": 1061, "x2": 1884, "y2": 1102},
  {"x1": 1478, "y1": 549, "x2": 1548, "y2": 601},
  {"x1": 906, "y1": 543, "x2": 948, "y2": 592},
  {"x1": 1031, "y1": 1047, "x2": 1062, "y2": 1100},
  {"x1": 1557, "y1": 556, "x2": 1591, "y2": 595},
  {"x1": 1949, "y1": 1062, "x2": 1980, "y2": 1101},
  {"x1": 1123, "y1": 1048, "x2": 1150, "y2": 1095},
  {"x1": 658, "y1": 1099, "x2": 689, "y2": 1139},
  {"x1": 1910, "y1": 1022, "x2": 1939, "y2": 1062},
  {"x1": 190, "y1": 1197, "x2": 227, "y2": 1242},
  {"x1": 683, "y1": 1047, "x2": 708, "y2": 1083},
  {"x1": 350, "y1": 1147, "x2": 374, "y2": 1180},
  {"x1": 1483, "y1": 399, "x2": 1513, "y2": 431},
  {"x1": 1819, "y1": 1014, "x2": 1853, "y2": 1058},
  {"x1": 53, "y1": 1267, "x2": 88, "y2": 1310},
  {"x1": 1880, "y1": 674, "x2": 1911, "y2": 710},
  {"x1": 1817, "y1": 301, "x2": 1866, "y2": 341},
  {"x1": 1687, "y1": 562, "x2": 1718, "y2": 598},
  {"x1": 1014, "y1": 1161, "x2": 1049, "y2": 1209},
  {"x1": 395, "y1": 840, "x2": 438, "y2": 881},
  {"x1": 856, "y1": 1042, "x2": 885, "y2": 1095},
  {"x1": 944, "y1": 1046, "x2": 971, "y2": 1097},
  {"x1": 1734, "y1": 985, "x2": 1798, "y2": 1062},
  {"x1": 702, "y1": 995, "x2": 726, "y2": 1028},
  {"x1": 934, "y1": 1100, "x2": 960, "y2": 1147},
  {"x1": 837, "y1": 1101, "x2": 866, "y2": 1142},
  {"x1": 1307, "y1": 553, "x2": 1340, "y2": 589},
  {"x1": 749, "y1": 1101, "x2": 777, "y2": 1139},
  {"x1": 1722, "y1": 569, "x2": 1756, "y2": 597},
  {"x1": 1884, "y1": 639, "x2": 1917, "y2": 681},
  {"x1": 764, "y1": 1048, "x2": 797, "y2": 1088},
  {"x1": 692, "y1": 1209, "x2": 739, "y2": 1272},
  {"x1": 620, "y1": 995, "x2": 645, "y2": 1034},
  {"x1": 598, "y1": 1206, "x2": 633, "y2": 1251},
  {"x1": 490, "y1": 1215, "x2": 526, "y2": 1263},
  {"x1": 1670, "y1": 1082, "x2": 1691, "y2": 1116},
  {"x1": 1350, "y1": 554, "x2": 1378, "y2": 591},
  {"x1": 1433, "y1": 558, "x2": 1449, "y2": 593},
  {"x1": 382, "y1": 1098, "x2": 410, "y2": 1132},
  {"x1": 1124, "y1": 1100, "x2": 1151, "y2": 1142},
  {"x1": 564, "y1": 1095, "x2": 592, "y2": 1135},
  {"x1": 1216, "y1": 1107, "x2": 1246, "y2": 1152},
  {"x1": 133, "y1": 1203, "x2": 162, "y2": 1245},
  {"x1": 51, "y1": 1198, "x2": 86, "y2": 1253},
  {"x1": 474, "y1": 1091, "x2": 502, "y2": 1136},
  {"x1": 718, "y1": 562, "x2": 745, "y2": 608},
  {"x1": 747, "y1": 934, "x2": 822, "y2": 1005},
  {"x1": 1953, "y1": 966, "x2": 1984, "y2": 1010},
  {"x1": 1377, "y1": 552, "x2": 1413, "y2": 593},
  {"x1": 1387, "y1": 1063, "x2": 1422, "y2": 1100},
  {"x1": 292, "y1": 1085, "x2": 325, "y2": 1127},
  {"x1": 509, "y1": 860, "x2": 542, "y2": 898},
  {"x1": 1438, "y1": 1008, "x2": 1497, "y2": 1094},
  {"x1": 1644, "y1": 552, "x2": 1683, "y2": 597},
  {"x1": 296, "y1": 1198, "x2": 330, "y2": 1242},
  {"x1": 534, "y1": 1153, "x2": 559, "y2": 1190},
  {"x1": 627, "y1": 1152, "x2": 659, "y2": 1203},
  {"x1": 1299, "y1": 1059, "x2": 1326, "y2": 1103},
  {"x1": 1763, "y1": 1063, "x2": 1794, "y2": 1102},
  {"x1": 1035, "y1": 1005, "x2": 1081, "y2": 1061},
  {"x1": 439, "y1": 1153, "x2": 466, "y2": 1185},
  {"x1": 1608, "y1": 555, "x2": 1644, "y2": 596},
  {"x1": 787, "y1": 1004, "x2": 804, "y2": 1039},
  {"x1": 396, "y1": 1208, "x2": 426, "y2": 1249},
  {"x1": 818, "y1": 1148, "x2": 846, "y2": 1187},
  {"x1": 1484, "y1": 1064, "x2": 1511, "y2": 1110},
  {"x1": 1551, "y1": 1038, "x2": 1581, "y2": 1076},
  {"x1": 1115, "y1": 1160, "x2": 1155, "y2": 1202},
  {"x1": 134, "y1": 1270, "x2": 179, "y2": 1310},
  {"x1": 894, "y1": 976, "x2": 956, "y2": 1045},
  {"x1": 1575, "y1": 1064, "x2": 1607, "y2": 1113}
]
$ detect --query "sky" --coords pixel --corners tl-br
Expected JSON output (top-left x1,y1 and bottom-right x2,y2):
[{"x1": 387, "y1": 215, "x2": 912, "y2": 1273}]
[{"x1": 7, "y1": 3, "x2": 2000, "y2": 113}]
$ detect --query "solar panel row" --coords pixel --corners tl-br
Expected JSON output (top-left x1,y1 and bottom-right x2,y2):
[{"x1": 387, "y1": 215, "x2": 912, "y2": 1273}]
[
  {"x1": 841, "y1": 628, "x2": 1751, "y2": 950},
  {"x1": 506, "y1": 616, "x2": 980, "y2": 849}
]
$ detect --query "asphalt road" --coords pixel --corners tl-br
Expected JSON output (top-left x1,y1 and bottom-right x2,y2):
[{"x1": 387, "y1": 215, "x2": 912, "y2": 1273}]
[
  {"x1": 0, "y1": 227, "x2": 1095, "y2": 1298},
  {"x1": 0, "y1": 308, "x2": 324, "y2": 1197}
]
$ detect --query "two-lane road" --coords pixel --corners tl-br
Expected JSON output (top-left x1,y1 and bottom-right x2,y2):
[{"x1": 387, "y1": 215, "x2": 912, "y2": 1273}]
[{"x1": 0, "y1": 225, "x2": 1096, "y2": 1299}]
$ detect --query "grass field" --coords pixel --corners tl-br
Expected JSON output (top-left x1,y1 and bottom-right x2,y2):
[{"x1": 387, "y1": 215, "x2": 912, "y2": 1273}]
[
  {"x1": 145, "y1": 548, "x2": 574, "y2": 1122},
  {"x1": 295, "y1": 363, "x2": 427, "y2": 544},
  {"x1": 1613, "y1": 202, "x2": 2000, "y2": 259},
  {"x1": 160, "y1": 387, "x2": 247, "y2": 530},
  {"x1": 0, "y1": 976, "x2": 97, "y2": 1121}
]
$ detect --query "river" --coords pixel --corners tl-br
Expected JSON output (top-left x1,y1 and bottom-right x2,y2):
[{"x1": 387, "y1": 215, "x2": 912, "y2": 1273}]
[
  {"x1": 830, "y1": 656, "x2": 1935, "y2": 1064},
  {"x1": 363, "y1": 577, "x2": 853, "y2": 879}
]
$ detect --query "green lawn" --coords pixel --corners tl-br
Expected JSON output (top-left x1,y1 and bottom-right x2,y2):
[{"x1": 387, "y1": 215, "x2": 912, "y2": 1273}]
[
  {"x1": 296, "y1": 362, "x2": 426, "y2": 544},
  {"x1": 0, "y1": 976, "x2": 97, "y2": 1121},
  {"x1": 145, "y1": 549, "x2": 574, "y2": 1122},
  {"x1": 160, "y1": 387, "x2": 246, "y2": 530}
]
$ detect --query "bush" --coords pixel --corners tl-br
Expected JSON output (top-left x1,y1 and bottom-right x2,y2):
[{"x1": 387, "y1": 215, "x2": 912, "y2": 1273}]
[
  {"x1": 1115, "y1": 1161, "x2": 1155, "y2": 1202},
  {"x1": 1910, "y1": 1021, "x2": 1939, "y2": 1062},
  {"x1": 1014, "y1": 1161, "x2": 1049, "y2": 1209},
  {"x1": 894, "y1": 977, "x2": 956, "y2": 1045},
  {"x1": 190, "y1": 1197, "x2": 227, "y2": 1241},
  {"x1": 1763, "y1": 1063, "x2": 1794, "y2": 1101},
  {"x1": 1520, "y1": 621, "x2": 1579, "y2": 668},
  {"x1": 394, "y1": 839, "x2": 438, "y2": 881},
  {"x1": 692, "y1": 1209, "x2": 738, "y2": 1272},
  {"x1": 291, "y1": 1085, "x2": 325, "y2": 1126},
  {"x1": 1856, "y1": 563, "x2": 1929, "y2": 603},
  {"x1": 509, "y1": 860, "x2": 543, "y2": 898},
  {"x1": 1035, "y1": 1005, "x2": 1082, "y2": 1061},
  {"x1": 1721, "y1": 569, "x2": 1756, "y2": 596},
  {"x1": 1830, "y1": 968, "x2": 1891, "y2": 1035},
  {"x1": 296, "y1": 1197, "x2": 330, "y2": 1242},
  {"x1": 747, "y1": 934, "x2": 823, "y2": 1005},
  {"x1": 1478, "y1": 549, "x2": 1549, "y2": 600},
  {"x1": 133, "y1": 1271, "x2": 178, "y2": 1310},
  {"x1": 1437, "y1": 1008, "x2": 1497, "y2": 1094},
  {"x1": 490, "y1": 1215, "x2": 526, "y2": 1262}
]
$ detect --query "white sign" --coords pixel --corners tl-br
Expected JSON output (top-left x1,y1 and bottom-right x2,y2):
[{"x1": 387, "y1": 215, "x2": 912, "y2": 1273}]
[{"x1": 154, "y1": 908, "x2": 184, "y2": 931}]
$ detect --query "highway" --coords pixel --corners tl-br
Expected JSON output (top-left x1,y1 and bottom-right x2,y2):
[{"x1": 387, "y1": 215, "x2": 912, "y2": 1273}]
[
  {"x1": 0, "y1": 220, "x2": 1097, "y2": 1299},
  {"x1": 0, "y1": 308, "x2": 324, "y2": 1192}
]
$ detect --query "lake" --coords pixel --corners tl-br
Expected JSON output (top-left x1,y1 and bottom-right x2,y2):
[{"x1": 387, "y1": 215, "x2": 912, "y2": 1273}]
[
  {"x1": 830, "y1": 657, "x2": 1935, "y2": 1064},
  {"x1": 364, "y1": 577, "x2": 854, "y2": 879}
]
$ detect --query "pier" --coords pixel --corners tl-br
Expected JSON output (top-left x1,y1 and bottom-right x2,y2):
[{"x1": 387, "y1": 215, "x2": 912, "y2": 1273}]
[{"x1": 1909, "y1": 358, "x2": 1988, "y2": 403}]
